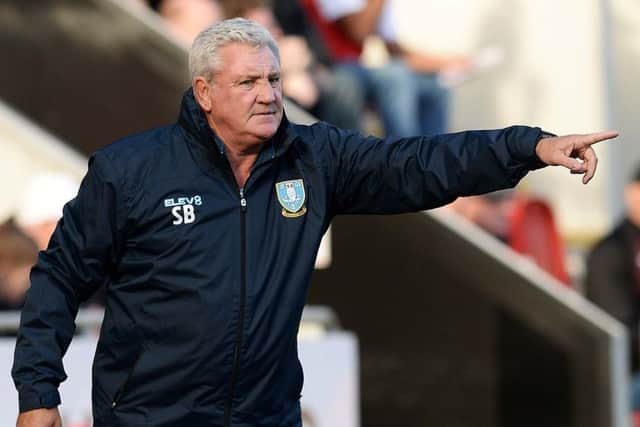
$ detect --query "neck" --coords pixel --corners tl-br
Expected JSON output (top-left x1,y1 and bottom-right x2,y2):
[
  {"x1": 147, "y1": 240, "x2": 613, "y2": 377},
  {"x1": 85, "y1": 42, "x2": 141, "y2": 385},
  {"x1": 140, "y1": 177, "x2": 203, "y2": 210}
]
[{"x1": 225, "y1": 144, "x2": 262, "y2": 189}]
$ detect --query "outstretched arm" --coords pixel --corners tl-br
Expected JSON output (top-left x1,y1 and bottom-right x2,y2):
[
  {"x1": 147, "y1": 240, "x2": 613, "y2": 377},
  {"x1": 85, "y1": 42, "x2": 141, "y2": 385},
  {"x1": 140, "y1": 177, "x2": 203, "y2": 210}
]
[{"x1": 313, "y1": 123, "x2": 617, "y2": 216}]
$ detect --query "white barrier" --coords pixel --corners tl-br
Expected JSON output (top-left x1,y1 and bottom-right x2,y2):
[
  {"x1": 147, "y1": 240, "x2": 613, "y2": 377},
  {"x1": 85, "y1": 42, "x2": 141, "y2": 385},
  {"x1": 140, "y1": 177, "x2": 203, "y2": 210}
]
[{"x1": 1, "y1": 332, "x2": 359, "y2": 426}]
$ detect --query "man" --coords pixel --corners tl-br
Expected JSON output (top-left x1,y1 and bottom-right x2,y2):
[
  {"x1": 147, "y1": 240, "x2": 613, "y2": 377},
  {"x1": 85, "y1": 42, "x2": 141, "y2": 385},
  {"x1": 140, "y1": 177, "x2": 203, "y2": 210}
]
[
  {"x1": 586, "y1": 166, "x2": 640, "y2": 410},
  {"x1": 13, "y1": 18, "x2": 616, "y2": 427}
]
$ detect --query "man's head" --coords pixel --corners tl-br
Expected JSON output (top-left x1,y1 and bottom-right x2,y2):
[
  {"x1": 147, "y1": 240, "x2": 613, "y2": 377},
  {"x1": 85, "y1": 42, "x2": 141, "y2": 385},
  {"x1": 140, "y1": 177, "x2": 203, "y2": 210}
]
[
  {"x1": 190, "y1": 18, "x2": 283, "y2": 151},
  {"x1": 625, "y1": 166, "x2": 640, "y2": 226}
]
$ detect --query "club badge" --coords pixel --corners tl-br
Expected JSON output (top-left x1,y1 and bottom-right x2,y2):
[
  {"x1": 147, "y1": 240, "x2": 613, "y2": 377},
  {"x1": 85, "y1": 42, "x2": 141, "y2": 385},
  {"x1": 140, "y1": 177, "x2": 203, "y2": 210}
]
[{"x1": 275, "y1": 179, "x2": 307, "y2": 218}]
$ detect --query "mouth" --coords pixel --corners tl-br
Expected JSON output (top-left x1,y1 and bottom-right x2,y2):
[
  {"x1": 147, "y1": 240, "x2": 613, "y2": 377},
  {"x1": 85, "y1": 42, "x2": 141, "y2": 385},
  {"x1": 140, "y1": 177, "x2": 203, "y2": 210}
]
[{"x1": 253, "y1": 111, "x2": 276, "y2": 116}]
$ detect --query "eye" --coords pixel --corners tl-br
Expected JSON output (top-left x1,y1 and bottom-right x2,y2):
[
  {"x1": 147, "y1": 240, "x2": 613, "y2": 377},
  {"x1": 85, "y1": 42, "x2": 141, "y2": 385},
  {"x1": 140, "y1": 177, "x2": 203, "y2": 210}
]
[
  {"x1": 239, "y1": 80, "x2": 255, "y2": 89},
  {"x1": 269, "y1": 76, "x2": 281, "y2": 87}
]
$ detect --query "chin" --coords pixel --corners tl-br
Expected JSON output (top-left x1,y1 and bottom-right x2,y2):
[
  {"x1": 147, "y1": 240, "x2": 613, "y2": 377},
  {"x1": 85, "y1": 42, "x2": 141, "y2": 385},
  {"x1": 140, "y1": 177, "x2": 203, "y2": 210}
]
[{"x1": 252, "y1": 123, "x2": 280, "y2": 140}]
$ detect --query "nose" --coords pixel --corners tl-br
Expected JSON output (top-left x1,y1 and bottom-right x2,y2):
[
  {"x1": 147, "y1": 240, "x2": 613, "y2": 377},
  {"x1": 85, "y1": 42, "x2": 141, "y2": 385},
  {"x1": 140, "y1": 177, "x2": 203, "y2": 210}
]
[{"x1": 257, "y1": 80, "x2": 276, "y2": 104}]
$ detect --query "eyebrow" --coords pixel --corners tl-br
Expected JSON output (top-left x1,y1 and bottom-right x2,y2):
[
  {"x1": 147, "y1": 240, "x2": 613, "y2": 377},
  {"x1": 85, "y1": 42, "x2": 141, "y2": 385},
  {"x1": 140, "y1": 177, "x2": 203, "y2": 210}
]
[{"x1": 236, "y1": 71, "x2": 280, "y2": 80}]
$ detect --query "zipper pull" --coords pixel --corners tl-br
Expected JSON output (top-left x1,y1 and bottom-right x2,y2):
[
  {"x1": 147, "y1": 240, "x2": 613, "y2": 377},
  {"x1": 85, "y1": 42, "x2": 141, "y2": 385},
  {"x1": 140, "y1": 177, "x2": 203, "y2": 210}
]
[
  {"x1": 239, "y1": 188, "x2": 247, "y2": 212},
  {"x1": 112, "y1": 388, "x2": 123, "y2": 408}
]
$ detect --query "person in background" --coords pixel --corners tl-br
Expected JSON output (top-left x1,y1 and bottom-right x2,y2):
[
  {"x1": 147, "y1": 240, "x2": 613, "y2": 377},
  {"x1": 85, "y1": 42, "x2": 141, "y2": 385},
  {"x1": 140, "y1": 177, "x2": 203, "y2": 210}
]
[
  {"x1": 586, "y1": 165, "x2": 640, "y2": 411},
  {"x1": 13, "y1": 172, "x2": 107, "y2": 309},
  {"x1": 148, "y1": 0, "x2": 223, "y2": 45},
  {"x1": 15, "y1": 173, "x2": 80, "y2": 251},
  {"x1": 302, "y1": 0, "x2": 470, "y2": 137},
  {"x1": 0, "y1": 219, "x2": 38, "y2": 311},
  {"x1": 445, "y1": 190, "x2": 516, "y2": 241}
]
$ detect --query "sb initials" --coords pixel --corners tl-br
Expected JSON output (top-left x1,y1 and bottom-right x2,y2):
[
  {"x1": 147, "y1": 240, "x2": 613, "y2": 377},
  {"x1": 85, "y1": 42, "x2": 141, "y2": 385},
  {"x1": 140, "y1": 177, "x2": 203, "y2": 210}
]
[{"x1": 172, "y1": 204, "x2": 195, "y2": 225}]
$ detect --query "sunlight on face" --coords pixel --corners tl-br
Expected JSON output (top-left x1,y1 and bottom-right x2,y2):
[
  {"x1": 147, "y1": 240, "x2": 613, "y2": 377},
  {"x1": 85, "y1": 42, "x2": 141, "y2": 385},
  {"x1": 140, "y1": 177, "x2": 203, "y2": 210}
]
[{"x1": 207, "y1": 43, "x2": 283, "y2": 150}]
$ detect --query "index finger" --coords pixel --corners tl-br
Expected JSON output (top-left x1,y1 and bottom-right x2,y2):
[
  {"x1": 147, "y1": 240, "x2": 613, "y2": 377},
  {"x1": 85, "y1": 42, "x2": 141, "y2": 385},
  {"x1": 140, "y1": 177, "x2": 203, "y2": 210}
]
[{"x1": 581, "y1": 131, "x2": 619, "y2": 145}]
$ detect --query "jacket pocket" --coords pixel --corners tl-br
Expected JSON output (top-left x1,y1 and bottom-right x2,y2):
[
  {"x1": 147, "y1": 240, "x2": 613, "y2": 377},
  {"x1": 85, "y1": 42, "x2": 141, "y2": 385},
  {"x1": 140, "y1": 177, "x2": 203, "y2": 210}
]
[{"x1": 110, "y1": 342, "x2": 146, "y2": 410}]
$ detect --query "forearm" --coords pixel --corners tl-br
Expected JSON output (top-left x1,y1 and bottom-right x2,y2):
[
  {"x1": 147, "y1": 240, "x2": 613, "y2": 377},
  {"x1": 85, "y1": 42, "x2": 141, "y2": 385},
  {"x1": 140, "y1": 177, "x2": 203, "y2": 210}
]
[
  {"x1": 398, "y1": 46, "x2": 469, "y2": 74},
  {"x1": 12, "y1": 267, "x2": 79, "y2": 412}
]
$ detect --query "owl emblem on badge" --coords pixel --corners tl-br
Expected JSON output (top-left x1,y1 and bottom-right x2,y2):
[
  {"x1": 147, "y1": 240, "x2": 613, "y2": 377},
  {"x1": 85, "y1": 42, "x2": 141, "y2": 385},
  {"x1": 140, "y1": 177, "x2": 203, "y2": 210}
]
[
  {"x1": 285, "y1": 182, "x2": 298, "y2": 203},
  {"x1": 275, "y1": 179, "x2": 307, "y2": 218}
]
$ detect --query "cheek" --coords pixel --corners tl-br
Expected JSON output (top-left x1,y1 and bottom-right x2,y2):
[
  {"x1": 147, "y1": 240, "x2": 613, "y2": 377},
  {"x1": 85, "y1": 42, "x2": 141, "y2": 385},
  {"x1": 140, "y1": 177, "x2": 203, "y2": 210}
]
[{"x1": 237, "y1": 96, "x2": 256, "y2": 116}]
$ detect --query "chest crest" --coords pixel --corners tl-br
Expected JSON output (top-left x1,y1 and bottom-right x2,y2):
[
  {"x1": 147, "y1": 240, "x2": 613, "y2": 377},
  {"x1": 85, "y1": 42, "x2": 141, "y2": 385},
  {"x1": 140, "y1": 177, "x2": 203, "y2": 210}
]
[{"x1": 275, "y1": 179, "x2": 306, "y2": 218}]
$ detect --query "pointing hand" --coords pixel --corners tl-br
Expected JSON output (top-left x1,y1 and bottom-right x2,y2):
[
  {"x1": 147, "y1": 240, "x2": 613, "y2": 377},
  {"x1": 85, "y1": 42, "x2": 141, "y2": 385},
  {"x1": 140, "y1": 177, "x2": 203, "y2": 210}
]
[{"x1": 534, "y1": 131, "x2": 619, "y2": 184}]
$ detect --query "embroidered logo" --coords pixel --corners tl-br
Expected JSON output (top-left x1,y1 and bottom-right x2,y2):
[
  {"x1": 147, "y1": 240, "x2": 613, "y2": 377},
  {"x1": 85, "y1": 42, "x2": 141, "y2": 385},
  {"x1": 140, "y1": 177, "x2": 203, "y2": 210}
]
[
  {"x1": 275, "y1": 179, "x2": 306, "y2": 218},
  {"x1": 164, "y1": 195, "x2": 202, "y2": 225}
]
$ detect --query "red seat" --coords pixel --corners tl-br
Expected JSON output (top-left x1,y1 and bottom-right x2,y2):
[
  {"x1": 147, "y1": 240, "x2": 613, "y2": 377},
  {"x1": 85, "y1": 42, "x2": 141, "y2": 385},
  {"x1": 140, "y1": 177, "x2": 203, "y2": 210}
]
[{"x1": 508, "y1": 197, "x2": 571, "y2": 285}]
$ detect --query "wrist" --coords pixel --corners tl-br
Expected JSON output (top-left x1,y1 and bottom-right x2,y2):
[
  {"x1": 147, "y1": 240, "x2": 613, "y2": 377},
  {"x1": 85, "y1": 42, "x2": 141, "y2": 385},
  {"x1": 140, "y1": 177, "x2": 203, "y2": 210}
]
[{"x1": 535, "y1": 130, "x2": 556, "y2": 159}]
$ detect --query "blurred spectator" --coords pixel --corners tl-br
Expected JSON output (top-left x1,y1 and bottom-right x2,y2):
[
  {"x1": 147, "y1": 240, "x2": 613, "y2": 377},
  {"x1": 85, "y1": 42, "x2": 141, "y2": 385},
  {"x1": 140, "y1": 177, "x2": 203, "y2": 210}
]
[
  {"x1": 0, "y1": 219, "x2": 38, "y2": 310},
  {"x1": 446, "y1": 191, "x2": 516, "y2": 242},
  {"x1": 301, "y1": 407, "x2": 317, "y2": 427},
  {"x1": 219, "y1": 0, "x2": 362, "y2": 130},
  {"x1": 586, "y1": 165, "x2": 640, "y2": 411},
  {"x1": 446, "y1": 191, "x2": 570, "y2": 284},
  {"x1": 15, "y1": 173, "x2": 80, "y2": 251},
  {"x1": 12, "y1": 172, "x2": 109, "y2": 309},
  {"x1": 302, "y1": 0, "x2": 471, "y2": 137},
  {"x1": 148, "y1": 0, "x2": 223, "y2": 45},
  {"x1": 271, "y1": 0, "x2": 334, "y2": 67},
  {"x1": 1, "y1": 172, "x2": 79, "y2": 310}
]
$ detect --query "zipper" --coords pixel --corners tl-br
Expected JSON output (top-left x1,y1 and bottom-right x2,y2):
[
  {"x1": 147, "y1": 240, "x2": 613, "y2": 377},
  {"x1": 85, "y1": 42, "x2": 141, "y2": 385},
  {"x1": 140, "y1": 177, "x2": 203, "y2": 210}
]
[
  {"x1": 224, "y1": 188, "x2": 248, "y2": 427},
  {"x1": 111, "y1": 345, "x2": 145, "y2": 409}
]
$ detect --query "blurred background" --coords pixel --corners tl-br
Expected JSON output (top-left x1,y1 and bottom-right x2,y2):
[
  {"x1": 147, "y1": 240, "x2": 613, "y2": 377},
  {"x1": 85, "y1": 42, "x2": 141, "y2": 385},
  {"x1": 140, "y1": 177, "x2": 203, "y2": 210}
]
[{"x1": 1, "y1": 0, "x2": 639, "y2": 426}]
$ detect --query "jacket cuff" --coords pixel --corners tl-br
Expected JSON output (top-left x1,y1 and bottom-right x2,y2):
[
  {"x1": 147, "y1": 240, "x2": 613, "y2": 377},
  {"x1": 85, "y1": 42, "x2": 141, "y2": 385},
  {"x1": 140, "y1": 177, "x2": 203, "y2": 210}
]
[
  {"x1": 19, "y1": 389, "x2": 60, "y2": 413},
  {"x1": 530, "y1": 128, "x2": 557, "y2": 170}
]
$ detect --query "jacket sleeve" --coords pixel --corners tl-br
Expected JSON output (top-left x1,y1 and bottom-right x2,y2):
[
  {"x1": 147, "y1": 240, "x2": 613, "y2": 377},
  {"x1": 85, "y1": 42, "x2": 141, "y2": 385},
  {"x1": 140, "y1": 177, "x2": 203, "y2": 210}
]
[
  {"x1": 12, "y1": 151, "x2": 127, "y2": 412},
  {"x1": 323, "y1": 124, "x2": 547, "y2": 215}
]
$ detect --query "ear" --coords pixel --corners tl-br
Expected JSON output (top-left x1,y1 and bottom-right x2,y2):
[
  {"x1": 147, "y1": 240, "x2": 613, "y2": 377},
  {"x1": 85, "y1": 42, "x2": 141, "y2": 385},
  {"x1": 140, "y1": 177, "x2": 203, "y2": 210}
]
[{"x1": 193, "y1": 77, "x2": 213, "y2": 112}]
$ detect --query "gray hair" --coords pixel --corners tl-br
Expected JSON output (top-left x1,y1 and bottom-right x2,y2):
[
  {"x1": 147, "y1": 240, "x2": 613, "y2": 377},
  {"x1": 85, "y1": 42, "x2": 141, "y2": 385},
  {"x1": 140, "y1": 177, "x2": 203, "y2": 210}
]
[{"x1": 189, "y1": 18, "x2": 280, "y2": 83}]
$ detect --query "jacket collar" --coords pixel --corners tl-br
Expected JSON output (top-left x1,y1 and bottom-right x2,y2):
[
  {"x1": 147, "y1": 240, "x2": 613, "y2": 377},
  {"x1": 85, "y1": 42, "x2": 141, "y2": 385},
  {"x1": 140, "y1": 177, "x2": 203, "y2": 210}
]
[{"x1": 177, "y1": 88, "x2": 299, "y2": 172}]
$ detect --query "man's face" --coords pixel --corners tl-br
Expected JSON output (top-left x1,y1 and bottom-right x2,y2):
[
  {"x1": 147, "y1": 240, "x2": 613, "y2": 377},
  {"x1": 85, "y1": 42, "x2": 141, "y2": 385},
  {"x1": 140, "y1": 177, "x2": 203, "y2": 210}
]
[{"x1": 197, "y1": 43, "x2": 283, "y2": 150}]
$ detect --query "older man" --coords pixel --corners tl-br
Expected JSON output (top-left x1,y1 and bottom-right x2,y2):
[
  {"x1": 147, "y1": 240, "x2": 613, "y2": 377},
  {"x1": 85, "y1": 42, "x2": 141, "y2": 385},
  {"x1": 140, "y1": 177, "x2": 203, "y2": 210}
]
[{"x1": 13, "y1": 18, "x2": 616, "y2": 427}]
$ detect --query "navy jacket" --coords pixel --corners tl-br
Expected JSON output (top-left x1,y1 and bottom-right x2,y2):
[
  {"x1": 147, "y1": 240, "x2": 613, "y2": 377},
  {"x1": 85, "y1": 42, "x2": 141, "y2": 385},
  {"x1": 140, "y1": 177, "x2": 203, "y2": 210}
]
[{"x1": 13, "y1": 90, "x2": 546, "y2": 426}]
